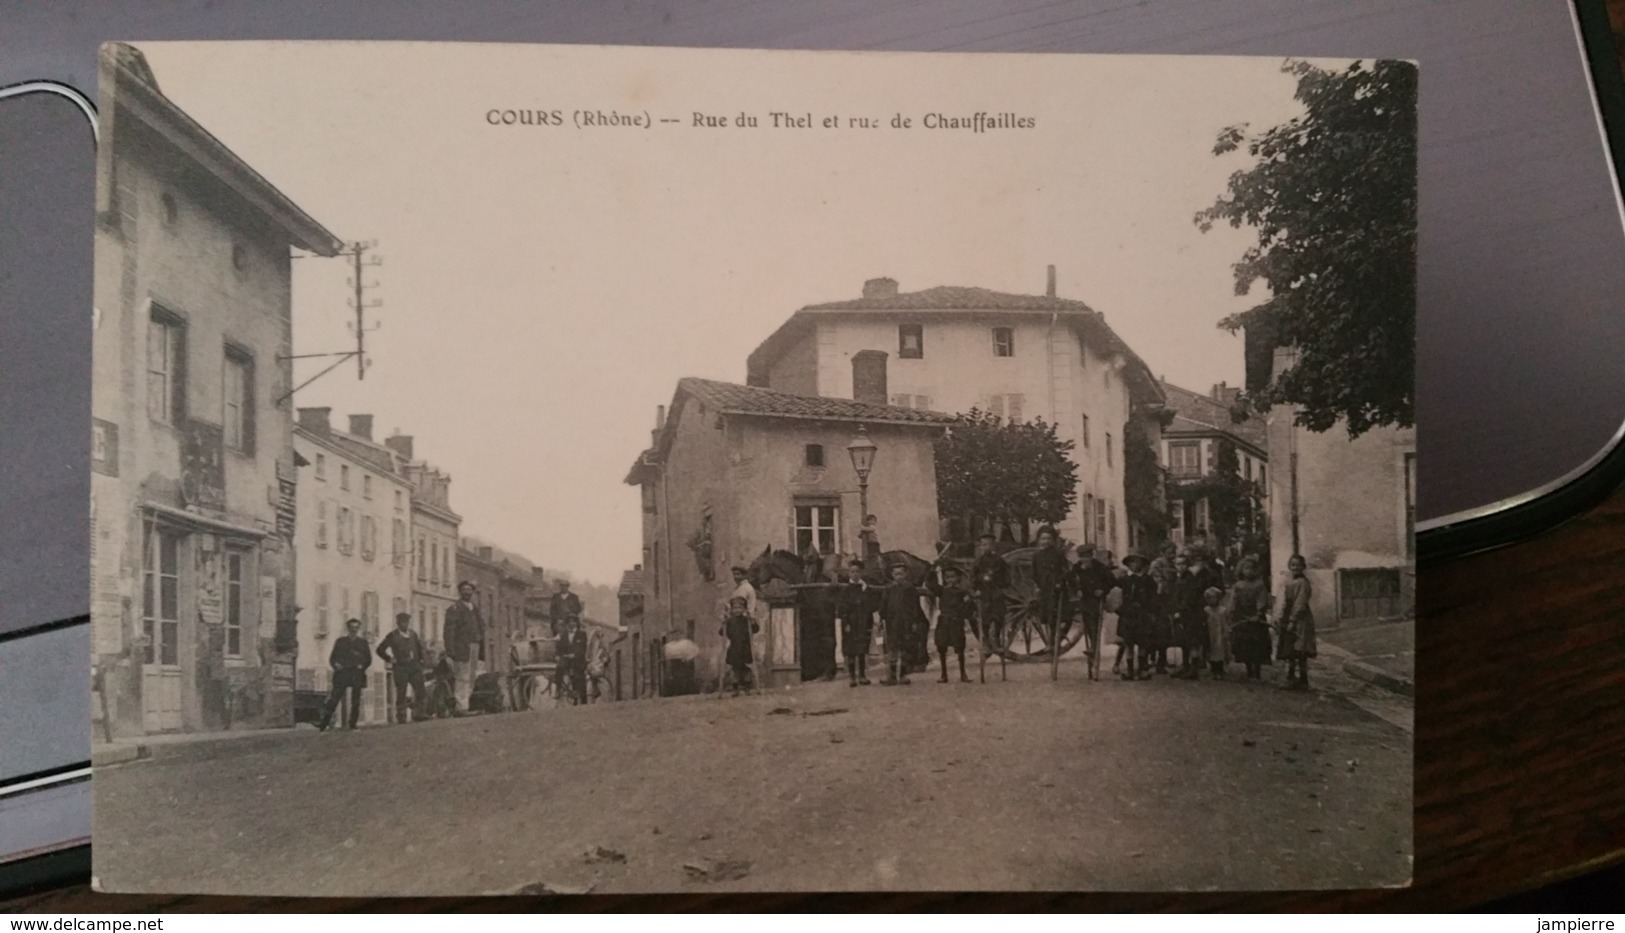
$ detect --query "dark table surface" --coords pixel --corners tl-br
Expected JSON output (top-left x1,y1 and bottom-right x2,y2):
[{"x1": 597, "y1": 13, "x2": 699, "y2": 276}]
[{"x1": 6, "y1": 0, "x2": 1625, "y2": 912}]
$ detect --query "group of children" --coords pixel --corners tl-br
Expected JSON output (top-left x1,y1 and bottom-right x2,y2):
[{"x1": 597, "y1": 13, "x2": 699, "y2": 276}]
[
  {"x1": 1111, "y1": 546, "x2": 1318, "y2": 691},
  {"x1": 715, "y1": 529, "x2": 1320, "y2": 695}
]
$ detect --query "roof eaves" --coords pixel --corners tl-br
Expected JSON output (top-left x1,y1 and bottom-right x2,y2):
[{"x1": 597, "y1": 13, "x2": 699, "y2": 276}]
[{"x1": 107, "y1": 44, "x2": 344, "y2": 257}]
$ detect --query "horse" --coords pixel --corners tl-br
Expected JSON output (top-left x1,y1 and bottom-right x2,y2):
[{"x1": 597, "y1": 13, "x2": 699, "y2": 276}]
[{"x1": 747, "y1": 546, "x2": 807, "y2": 589}]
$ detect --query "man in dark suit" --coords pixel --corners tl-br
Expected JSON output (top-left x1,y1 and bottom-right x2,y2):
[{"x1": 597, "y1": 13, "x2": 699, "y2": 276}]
[
  {"x1": 444, "y1": 581, "x2": 484, "y2": 712},
  {"x1": 549, "y1": 579, "x2": 583, "y2": 636},
  {"x1": 319, "y1": 617, "x2": 373, "y2": 731},
  {"x1": 376, "y1": 612, "x2": 427, "y2": 723},
  {"x1": 971, "y1": 533, "x2": 1010, "y2": 650}
]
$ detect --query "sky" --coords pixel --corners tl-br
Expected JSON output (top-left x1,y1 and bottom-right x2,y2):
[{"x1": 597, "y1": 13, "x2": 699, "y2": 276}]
[{"x1": 136, "y1": 42, "x2": 1310, "y2": 586}]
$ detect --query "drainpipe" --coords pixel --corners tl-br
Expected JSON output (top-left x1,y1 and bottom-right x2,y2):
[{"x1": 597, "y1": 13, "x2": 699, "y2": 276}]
[{"x1": 1047, "y1": 312, "x2": 1059, "y2": 544}]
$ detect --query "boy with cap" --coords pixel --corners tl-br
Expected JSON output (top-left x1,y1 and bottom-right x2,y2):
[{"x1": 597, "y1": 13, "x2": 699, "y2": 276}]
[
  {"x1": 878, "y1": 562, "x2": 926, "y2": 685},
  {"x1": 837, "y1": 559, "x2": 874, "y2": 687},
  {"x1": 1116, "y1": 553, "x2": 1158, "y2": 681},
  {"x1": 928, "y1": 564, "x2": 975, "y2": 683}
]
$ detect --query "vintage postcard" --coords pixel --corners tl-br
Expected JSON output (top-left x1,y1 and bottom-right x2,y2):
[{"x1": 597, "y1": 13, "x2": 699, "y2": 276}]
[{"x1": 90, "y1": 41, "x2": 1415, "y2": 895}]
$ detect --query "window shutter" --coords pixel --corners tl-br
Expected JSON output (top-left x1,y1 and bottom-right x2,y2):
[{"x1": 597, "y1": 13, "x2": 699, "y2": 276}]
[{"x1": 1008, "y1": 394, "x2": 1024, "y2": 423}]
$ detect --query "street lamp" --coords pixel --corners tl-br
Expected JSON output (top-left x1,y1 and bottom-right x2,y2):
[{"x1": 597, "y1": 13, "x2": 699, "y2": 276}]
[{"x1": 846, "y1": 424, "x2": 878, "y2": 534}]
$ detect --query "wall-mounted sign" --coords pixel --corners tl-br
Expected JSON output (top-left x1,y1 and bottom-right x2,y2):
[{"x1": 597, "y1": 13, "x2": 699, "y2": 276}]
[
  {"x1": 179, "y1": 420, "x2": 226, "y2": 511},
  {"x1": 92, "y1": 418, "x2": 120, "y2": 476}
]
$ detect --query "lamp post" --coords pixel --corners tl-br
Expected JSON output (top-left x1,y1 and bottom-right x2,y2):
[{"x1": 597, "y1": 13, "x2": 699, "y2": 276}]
[{"x1": 846, "y1": 424, "x2": 878, "y2": 543}]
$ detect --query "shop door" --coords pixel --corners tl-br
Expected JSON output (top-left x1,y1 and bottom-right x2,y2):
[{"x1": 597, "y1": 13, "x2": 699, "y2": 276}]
[{"x1": 142, "y1": 524, "x2": 184, "y2": 732}]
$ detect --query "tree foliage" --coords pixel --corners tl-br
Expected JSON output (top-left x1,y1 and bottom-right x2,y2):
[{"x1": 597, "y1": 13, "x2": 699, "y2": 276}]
[
  {"x1": 1169, "y1": 438, "x2": 1269, "y2": 573},
  {"x1": 934, "y1": 409, "x2": 1078, "y2": 544},
  {"x1": 1196, "y1": 59, "x2": 1417, "y2": 438},
  {"x1": 1122, "y1": 415, "x2": 1169, "y2": 550}
]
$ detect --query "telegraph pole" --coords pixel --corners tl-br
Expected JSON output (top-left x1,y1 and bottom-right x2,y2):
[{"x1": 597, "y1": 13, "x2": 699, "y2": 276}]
[{"x1": 276, "y1": 239, "x2": 383, "y2": 405}]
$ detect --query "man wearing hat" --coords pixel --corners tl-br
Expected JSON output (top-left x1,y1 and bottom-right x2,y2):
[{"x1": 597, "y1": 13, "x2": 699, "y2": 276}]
[
  {"x1": 444, "y1": 581, "x2": 485, "y2": 712},
  {"x1": 1116, "y1": 552, "x2": 1158, "y2": 680},
  {"x1": 549, "y1": 579, "x2": 583, "y2": 637},
  {"x1": 319, "y1": 617, "x2": 373, "y2": 731}
]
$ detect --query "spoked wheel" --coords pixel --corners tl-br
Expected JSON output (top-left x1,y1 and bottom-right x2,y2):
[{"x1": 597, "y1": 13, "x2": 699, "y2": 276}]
[{"x1": 989, "y1": 547, "x2": 1087, "y2": 662}]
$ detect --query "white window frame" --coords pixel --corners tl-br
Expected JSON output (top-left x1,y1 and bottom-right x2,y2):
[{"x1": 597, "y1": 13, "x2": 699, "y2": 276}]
[
  {"x1": 224, "y1": 550, "x2": 247, "y2": 659},
  {"x1": 1168, "y1": 441, "x2": 1202, "y2": 477},
  {"x1": 222, "y1": 350, "x2": 249, "y2": 452},
  {"x1": 793, "y1": 501, "x2": 840, "y2": 557},
  {"x1": 147, "y1": 314, "x2": 181, "y2": 424}
]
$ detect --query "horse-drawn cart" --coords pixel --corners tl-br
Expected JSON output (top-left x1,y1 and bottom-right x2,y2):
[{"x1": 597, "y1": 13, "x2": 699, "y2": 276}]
[{"x1": 748, "y1": 544, "x2": 1104, "y2": 673}]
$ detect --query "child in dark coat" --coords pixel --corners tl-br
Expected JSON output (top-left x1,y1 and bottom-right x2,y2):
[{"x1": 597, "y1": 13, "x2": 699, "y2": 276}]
[
  {"x1": 836, "y1": 560, "x2": 874, "y2": 687},
  {"x1": 879, "y1": 563, "x2": 926, "y2": 686},
  {"x1": 720, "y1": 595, "x2": 760, "y2": 696},
  {"x1": 928, "y1": 565, "x2": 975, "y2": 684}
]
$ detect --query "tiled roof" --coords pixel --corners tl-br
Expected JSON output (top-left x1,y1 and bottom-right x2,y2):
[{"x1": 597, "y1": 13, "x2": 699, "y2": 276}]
[
  {"x1": 679, "y1": 377, "x2": 958, "y2": 426},
  {"x1": 618, "y1": 568, "x2": 645, "y2": 597},
  {"x1": 1160, "y1": 381, "x2": 1267, "y2": 451},
  {"x1": 327, "y1": 433, "x2": 400, "y2": 476},
  {"x1": 803, "y1": 286, "x2": 1097, "y2": 312},
  {"x1": 626, "y1": 379, "x2": 954, "y2": 484}
]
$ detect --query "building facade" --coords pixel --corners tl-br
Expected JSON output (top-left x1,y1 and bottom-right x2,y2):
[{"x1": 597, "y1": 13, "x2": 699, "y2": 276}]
[
  {"x1": 1257, "y1": 347, "x2": 1416, "y2": 626},
  {"x1": 383, "y1": 433, "x2": 462, "y2": 650},
  {"x1": 1158, "y1": 380, "x2": 1270, "y2": 560},
  {"x1": 91, "y1": 43, "x2": 343, "y2": 737},
  {"x1": 745, "y1": 270, "x2": 1164, "y2": 553},
  {"x1": 626, "y1": 378, "x2": 953, "y2": 688},
  {"x1": 292, "y1": 409, "x2": 412, "y2": 725}
]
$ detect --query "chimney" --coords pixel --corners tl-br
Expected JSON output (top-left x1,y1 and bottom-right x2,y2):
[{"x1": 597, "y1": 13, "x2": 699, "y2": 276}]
[
  {"x1": 348, "y1": 413, "x2": 374, "y2": 440},
  {"x1": 297, "y1": 407, "x2": 331, "y2": 437},
  {"x1": 1046, "y1": 265, "x2": 1057, "y2": 298},
  {"x1": 862, "y1": 277, "x2": 898, "y2": 299},
  {"x1": 384, "y1": 433, "x2": 414, "y2": 462},
  {"x1": 851, "y1": 349, "x2": 889, "y2": 406},
  {"x1": 634, "y1": 563, "x2": 643, "y2": 571},
  {"x1": 479, "y1": 546, "x2": 494, "y2": 560},
  {"x1": 653, "y1": 404, "x2": 666, "y2": 446}
]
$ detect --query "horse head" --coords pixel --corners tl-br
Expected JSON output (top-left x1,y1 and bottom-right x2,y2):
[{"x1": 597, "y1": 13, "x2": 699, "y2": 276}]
[{"x1": 748, "y1": 546, "x2": 805, "y2": 587}]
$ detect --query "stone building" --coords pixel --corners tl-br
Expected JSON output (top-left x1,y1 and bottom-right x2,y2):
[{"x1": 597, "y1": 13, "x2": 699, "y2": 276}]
[
  {"x1": 1157, "y1": 380, "x2": 1269, "y2": 558},
  {"x1": 625, "y1": 378, "x2": 953, "y2": 688},
  {"x1": 1254, "y1": 346, "x2": 1416, "y2": 626},
  {"x1": 292, "y1": 409, "x2": 412, "y2": 726},
  {"x1": 744, "y1": 269, "x2": 1164, "y2": 553},
  {"x1": 90, "y1": 43, "x2": 343, "y2": 736},
  {"x1": 383, "y1": 433, "x2": 462, "y2": 650}
]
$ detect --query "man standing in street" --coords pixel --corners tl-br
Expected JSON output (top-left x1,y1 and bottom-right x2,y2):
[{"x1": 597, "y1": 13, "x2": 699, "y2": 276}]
[
  {"x1": 319, "y1": 617, "x2": 373, "y2": 732},
  {"x1": 971, "y1": 533, "x2": 1010, "y2": 650},
  {"x1": 376, "y1": 612, "x2": 427, "y2": 723},
  {"x1": 729, "y1": 563, "x2": 766, "y2": 677},
  {"x1": 1072, "y1": 542, "x2": 1116, "y2": 678},
  {"x1": 549, "y1": 579, "x2": 583, "y2": 637},
  {"x1": 444, "y1": 581, "x2": 485, "y2": 713}
]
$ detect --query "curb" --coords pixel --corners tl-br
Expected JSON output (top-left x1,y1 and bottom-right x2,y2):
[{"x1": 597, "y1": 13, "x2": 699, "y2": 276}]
[
  {"x1": 91, "y1": 744, "x2": 148, "y2": 768},
  {"x1": 1342, "y1": 658, "x2": 1414, "y2": 698}
]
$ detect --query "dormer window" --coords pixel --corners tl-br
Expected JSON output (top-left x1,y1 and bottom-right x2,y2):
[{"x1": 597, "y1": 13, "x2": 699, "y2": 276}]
[{"x1": 898, "y1": 324, "x2": 924, "y2": 359}]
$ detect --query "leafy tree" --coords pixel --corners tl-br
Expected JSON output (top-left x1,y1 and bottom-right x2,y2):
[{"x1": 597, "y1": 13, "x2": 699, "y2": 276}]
[
  {"x1": 1169, "y1": 438, "x2": 1269, "y2": 574},
  {"x1": 1196, "y1": 59, "x2": 1417, "y2": 438},
  {"x1": 934, "y1": 409, "x2": 1078, "y2": 545},
  {"x1": 1123, "y1": 414, "x2": 1170, "y2": 552}
]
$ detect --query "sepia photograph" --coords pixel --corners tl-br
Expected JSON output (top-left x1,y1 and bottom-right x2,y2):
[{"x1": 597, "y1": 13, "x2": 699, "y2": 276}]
[{"x1": 88, "y1": 40, "x2": 1415, "y2": 895}]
